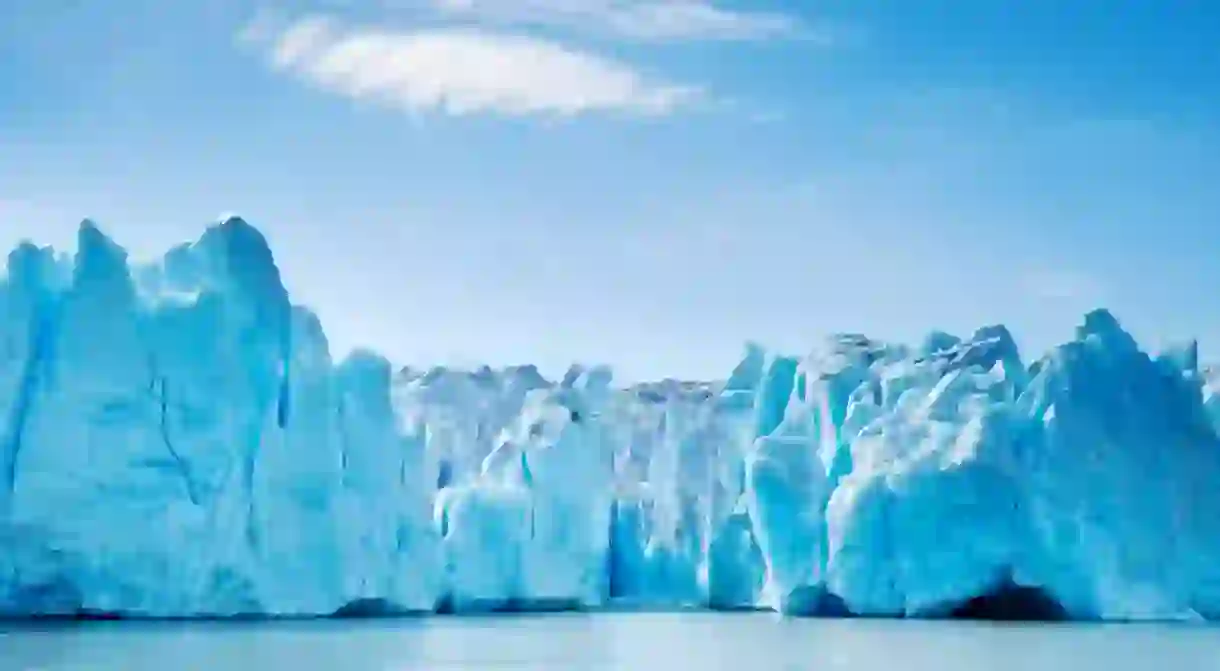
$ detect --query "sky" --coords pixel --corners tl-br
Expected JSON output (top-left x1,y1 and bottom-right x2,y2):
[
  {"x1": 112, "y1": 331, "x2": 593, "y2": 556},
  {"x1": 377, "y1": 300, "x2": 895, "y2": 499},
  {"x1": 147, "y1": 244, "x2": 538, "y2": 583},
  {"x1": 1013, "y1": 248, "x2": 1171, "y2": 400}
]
[{"x1": 1, "y1": 1, "x2": 1218, "y2": 382}]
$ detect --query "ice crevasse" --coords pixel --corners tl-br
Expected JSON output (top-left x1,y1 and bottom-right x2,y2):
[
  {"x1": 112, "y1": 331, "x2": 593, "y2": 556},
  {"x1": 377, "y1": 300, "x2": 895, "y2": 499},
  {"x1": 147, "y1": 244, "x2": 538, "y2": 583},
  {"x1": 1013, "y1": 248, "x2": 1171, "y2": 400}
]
[{"x1": 1, "y1": 216, "x2": 1220, "y2": 621}]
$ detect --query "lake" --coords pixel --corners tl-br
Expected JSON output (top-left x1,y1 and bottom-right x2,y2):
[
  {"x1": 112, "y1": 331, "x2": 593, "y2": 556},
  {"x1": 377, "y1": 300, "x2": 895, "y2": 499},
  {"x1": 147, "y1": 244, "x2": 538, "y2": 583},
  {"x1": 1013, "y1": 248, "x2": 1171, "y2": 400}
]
[{"x1": 2, "y1": 612, "x2": 1218, "y2": 670}]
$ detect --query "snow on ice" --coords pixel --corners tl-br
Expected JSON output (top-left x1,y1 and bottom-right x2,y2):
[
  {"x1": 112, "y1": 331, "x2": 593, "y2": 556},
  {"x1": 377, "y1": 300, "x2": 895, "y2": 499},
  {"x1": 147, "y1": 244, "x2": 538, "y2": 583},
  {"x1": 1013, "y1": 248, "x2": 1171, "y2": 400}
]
[{"x1": 1, "y1": 216, "x2": 1219, "y2": 622}]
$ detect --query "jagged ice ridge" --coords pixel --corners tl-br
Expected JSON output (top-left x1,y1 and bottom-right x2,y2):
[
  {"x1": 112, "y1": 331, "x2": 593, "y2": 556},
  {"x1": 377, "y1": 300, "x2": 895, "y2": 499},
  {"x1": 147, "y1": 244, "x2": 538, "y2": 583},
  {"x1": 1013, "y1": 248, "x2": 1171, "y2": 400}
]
[{"x1": 2, "y1": 216, "x2": 1220, "y2": 621}]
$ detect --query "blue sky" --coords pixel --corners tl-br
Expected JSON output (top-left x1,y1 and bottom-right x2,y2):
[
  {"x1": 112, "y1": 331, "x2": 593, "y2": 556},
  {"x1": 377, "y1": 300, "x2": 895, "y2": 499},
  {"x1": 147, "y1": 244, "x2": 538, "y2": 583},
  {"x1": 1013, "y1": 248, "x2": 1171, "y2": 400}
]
[{"x1": 2, "y1": 1, "x2": 1218, "y2": 381}]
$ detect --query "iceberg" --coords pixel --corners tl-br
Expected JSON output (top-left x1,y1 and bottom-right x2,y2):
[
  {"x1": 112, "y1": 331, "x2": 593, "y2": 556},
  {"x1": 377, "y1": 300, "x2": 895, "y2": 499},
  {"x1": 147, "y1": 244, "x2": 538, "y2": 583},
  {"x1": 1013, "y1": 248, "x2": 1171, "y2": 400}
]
[{"x1": 1, "y1": 215, "x2": 1219, "y2": 622}]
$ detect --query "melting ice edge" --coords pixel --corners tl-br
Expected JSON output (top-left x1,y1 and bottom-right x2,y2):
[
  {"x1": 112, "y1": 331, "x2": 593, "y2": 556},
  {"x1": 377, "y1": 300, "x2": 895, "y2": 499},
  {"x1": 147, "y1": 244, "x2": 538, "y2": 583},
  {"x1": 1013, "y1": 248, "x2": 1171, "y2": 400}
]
[{"x1": 2, "y1": 216, "x2": 1220, "y2": 622}]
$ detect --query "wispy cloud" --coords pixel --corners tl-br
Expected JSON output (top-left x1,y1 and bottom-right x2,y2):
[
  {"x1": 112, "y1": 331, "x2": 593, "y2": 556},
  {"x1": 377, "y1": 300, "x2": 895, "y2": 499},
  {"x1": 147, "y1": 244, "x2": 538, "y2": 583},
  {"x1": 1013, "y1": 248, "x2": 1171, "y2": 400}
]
[
  {"x1": 1021, "y1": 268, "x2": 1105, "y2": 302},
  {"x1": 416, "y1": 0, "x2": 803, "y2": 42},
  {"x1": 245, "y1": 14, "x2": 700, "y2": 118}
]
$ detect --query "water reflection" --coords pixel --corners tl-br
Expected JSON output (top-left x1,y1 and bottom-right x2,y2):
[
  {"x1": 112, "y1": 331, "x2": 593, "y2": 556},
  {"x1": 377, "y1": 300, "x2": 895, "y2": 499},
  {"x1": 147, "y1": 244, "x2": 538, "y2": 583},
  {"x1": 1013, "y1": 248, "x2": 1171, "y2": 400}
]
[{"x1": 2, "y1": 612, "x2": 1217, "y2": 670}]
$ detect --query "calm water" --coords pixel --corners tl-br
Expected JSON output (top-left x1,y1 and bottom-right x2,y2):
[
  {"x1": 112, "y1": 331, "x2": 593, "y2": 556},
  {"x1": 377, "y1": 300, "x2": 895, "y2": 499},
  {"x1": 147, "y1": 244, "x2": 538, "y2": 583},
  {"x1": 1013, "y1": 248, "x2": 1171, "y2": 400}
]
[{"x1": 2, "y1": 612, "x2": 1219, "y2": 670}]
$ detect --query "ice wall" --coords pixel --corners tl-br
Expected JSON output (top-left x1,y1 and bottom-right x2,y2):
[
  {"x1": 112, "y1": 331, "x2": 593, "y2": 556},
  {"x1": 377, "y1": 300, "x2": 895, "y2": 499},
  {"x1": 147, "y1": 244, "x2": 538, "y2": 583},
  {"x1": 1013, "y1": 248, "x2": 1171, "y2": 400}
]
[{"x1": 1, "y1": 217, "x2": 1219, "y2": 621}]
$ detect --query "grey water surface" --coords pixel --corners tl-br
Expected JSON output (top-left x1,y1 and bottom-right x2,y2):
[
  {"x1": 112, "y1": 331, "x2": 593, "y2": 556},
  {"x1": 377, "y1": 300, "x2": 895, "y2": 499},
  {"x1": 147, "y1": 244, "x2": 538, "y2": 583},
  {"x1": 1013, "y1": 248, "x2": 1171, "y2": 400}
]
[{"x1": 2, "y1": 612, "x2": 1218, "y2": 670}]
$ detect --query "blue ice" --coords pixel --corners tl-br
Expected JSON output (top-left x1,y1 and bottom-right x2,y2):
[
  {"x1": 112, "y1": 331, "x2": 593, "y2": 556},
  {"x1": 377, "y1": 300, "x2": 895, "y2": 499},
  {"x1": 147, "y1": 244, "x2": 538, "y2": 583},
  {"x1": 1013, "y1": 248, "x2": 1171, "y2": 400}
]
[{"x1": 1, "y1": 216, "x2": 1219, "y2": 622}]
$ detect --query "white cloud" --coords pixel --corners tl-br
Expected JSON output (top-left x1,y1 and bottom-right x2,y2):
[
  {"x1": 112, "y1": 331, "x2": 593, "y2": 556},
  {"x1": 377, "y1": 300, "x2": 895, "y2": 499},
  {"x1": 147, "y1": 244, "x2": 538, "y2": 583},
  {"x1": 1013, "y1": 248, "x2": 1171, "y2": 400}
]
[
  {"x1": 418, "y1": 0, "x2": 800, "y2": 42},
  {"x1": 250, "y1": 15, "x2": 699, "y2": 117}
]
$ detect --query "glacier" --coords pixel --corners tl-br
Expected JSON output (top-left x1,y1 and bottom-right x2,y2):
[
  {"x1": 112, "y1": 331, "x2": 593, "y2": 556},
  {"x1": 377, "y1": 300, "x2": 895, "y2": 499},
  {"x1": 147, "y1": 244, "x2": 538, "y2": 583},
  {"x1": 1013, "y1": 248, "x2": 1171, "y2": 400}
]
[{"x1": 2, "y1": 216, "x2": 1220, "y2": 622}]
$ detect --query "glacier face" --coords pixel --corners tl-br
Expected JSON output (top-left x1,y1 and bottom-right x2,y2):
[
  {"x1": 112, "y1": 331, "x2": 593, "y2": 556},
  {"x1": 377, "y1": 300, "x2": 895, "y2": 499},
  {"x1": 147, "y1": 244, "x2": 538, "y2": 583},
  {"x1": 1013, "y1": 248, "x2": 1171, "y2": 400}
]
[{"x1": 2, "y1": 217, "x2": 1220, "y2": 621}]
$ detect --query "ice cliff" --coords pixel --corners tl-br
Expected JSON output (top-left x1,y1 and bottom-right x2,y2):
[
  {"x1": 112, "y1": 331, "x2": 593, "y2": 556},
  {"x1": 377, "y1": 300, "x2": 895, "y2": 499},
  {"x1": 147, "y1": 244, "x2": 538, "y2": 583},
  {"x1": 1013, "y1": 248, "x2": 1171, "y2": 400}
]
[{"x1": 2, "y1": 216, "x2": 1219, "y2": 622}]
